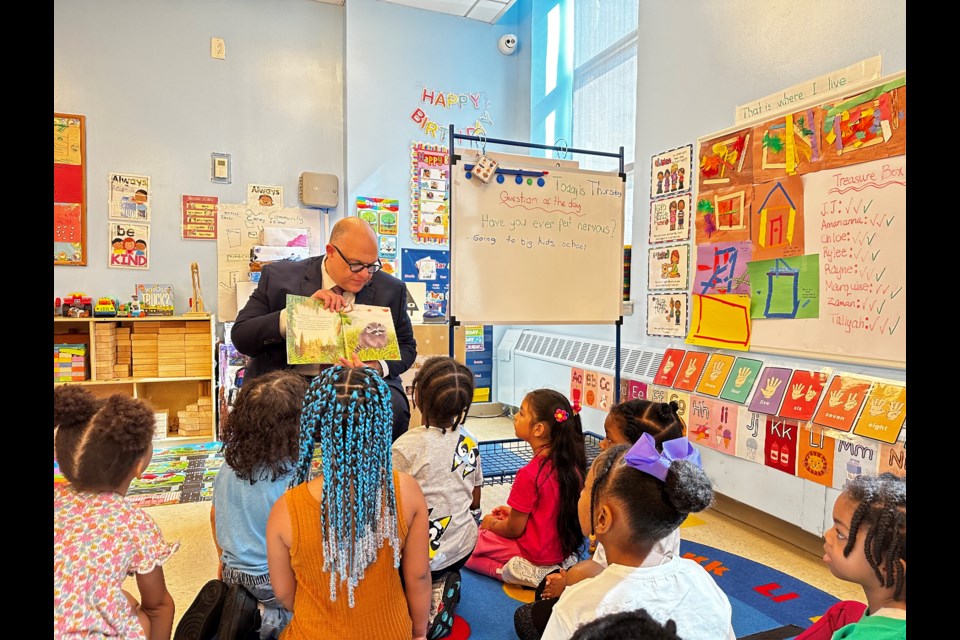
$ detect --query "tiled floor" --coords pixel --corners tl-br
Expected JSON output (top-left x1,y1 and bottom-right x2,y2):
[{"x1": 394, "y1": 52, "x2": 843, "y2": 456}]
[{"x1": 135, "y1": 413, "x2": 863, "y2": 632}]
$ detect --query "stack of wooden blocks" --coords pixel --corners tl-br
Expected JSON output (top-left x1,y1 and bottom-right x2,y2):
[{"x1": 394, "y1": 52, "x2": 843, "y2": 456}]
[
  {"x1": 177, "y1": 394, "x2": 213, "y2": 437},
  {"x1": 184, "y1": 322, "x2": 212, "y2": 377},
  {"x1": 54, "y1": 343, "x2": 87, "y2": 382},
  {"x1": 154, "y1": 410, "x2": 170, "y2": 440},
  {"x1": 93, "y1": 323, "x2": 118, "y2": 381},
  {"x1": 157, "y1": 323, "x2": 187, "y2": 378},
  {"x1": 131, "y1": 323, "x2": 160, "y2": 378},
  {"x1": 115, "y1": 326, "x2": 132, "y2": 378}
]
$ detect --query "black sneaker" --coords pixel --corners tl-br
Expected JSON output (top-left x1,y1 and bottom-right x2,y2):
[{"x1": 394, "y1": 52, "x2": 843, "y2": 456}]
[
  {"x1": 174, "y1": 579, "x2": 229, "y2": 640},
  {"x1": 217, "y1": 583, "x2": 261, "y2": 640},
  {"x1": 427, "y1": 570, "x2": 461, "y2": 639}
]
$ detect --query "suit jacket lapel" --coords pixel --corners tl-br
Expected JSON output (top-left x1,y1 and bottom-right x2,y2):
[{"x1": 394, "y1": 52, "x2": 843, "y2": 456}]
[
  {"x1": 356, "y1": 282, "x2": 376, "y2": 305},
  {"x1": 301, "y1": 257, "x2": 326, "y2": 296}
]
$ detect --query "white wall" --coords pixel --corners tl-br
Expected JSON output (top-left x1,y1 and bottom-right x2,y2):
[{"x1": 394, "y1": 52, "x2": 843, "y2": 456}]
[{"x1": 53, "y1": 0, "x2": 345, "y2": 315}]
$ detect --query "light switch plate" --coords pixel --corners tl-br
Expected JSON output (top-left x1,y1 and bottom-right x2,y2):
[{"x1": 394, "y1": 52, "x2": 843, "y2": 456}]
[{"x1": 211, "y1": 37, "x2": 225, "y2": 60}]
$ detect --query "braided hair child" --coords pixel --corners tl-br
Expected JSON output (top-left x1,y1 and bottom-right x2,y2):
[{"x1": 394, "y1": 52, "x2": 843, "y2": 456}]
[
  {"x1": 176, "y1": 370, "x2": 309, "y2": 640},
  {"x1": 54, "y1": 386, "x2": 178, "y2": 640},
  {"x1": 391, "y1": 356, "x2": 481, "y2": 638},
  {"x1": 514, "y1": 400, "x2": 686, "y2": 639},
  {"x1": 265, "y1": 365, "x2": 432, "y2": 640},
  {"x1": 795, "y1": 472, "x2": 906, "y2": 640},
  {"x1": 539, "y1": 435, "x2": 734, "y2": 640},
  {"x1": 465, "y1": 389, "x2": 587, "y2": 588}
]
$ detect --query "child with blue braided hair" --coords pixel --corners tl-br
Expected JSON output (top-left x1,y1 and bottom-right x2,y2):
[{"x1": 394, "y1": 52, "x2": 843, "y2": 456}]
[{"x1": 266, "y1": 365, "x2": 432, "y2": 640}]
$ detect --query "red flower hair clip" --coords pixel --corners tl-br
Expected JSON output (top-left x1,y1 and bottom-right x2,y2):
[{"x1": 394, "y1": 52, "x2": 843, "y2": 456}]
[{"x1": 554, "y1": 408, "x2": 569, "y2": 423}]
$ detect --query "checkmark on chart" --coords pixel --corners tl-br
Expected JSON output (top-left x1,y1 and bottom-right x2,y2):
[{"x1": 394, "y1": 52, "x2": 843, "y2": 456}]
[
  {"x1": 887, "y1": 317, "x2": 900, "y2": 335},
  {"x1": 871, "y1": 250, "x2": 880, "y2": 261},
  {"x1": 874, "y1": 268, "x2": 886, "y2": 281},
  {"x1": 863, "y1": 201, "x2": 873, "y2": 214},
  {"x1": 885, "y1": 216, "x2": 895, "y2": 227},
  {"x1": 866, "y1": 233, "x2": 877, "y2": 245}
]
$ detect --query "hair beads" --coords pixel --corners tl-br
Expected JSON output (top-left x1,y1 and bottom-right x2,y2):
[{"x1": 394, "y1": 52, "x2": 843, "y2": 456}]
[{"x1": 291, "y1": 366, "x2": 398, "y2": 607}]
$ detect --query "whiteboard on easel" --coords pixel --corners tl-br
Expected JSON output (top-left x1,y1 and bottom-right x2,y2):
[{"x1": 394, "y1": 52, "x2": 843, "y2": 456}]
[{"x1": 450, "y1": 150, "x2": 625, "y2": 324}]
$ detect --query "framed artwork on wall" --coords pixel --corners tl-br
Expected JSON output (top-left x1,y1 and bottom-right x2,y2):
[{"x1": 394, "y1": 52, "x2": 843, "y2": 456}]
[{"x1": 54, "y1": 113, "x2": 87, "y2": 266}]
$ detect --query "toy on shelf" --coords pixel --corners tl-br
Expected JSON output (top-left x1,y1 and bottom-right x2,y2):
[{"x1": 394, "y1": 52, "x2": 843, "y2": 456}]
[
  {"x1": 185, "y1": 262, "x2": 210, "y2": 317},
  {"x1": 93, "y1": 297, "x2": 118, "y2": 317},
  {"x1": 116, "y1": 295, "x2": 146, "y2": 318},
  {"x1": 61, "y1": 293, "x2": 93, "y2": 318}
]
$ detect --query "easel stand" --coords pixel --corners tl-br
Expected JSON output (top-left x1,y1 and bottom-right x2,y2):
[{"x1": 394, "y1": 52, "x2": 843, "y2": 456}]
[{"x1": 447, "y1": 128, "x2": 627, "y2": 402}]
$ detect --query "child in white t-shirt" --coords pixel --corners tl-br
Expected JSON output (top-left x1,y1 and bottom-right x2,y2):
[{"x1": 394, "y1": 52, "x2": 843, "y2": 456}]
[{"x1": 392, "y1": 356, "x2": 482, "y2": 638}]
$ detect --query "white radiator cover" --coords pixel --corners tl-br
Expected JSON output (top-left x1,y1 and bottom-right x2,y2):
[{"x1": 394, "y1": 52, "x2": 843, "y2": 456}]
[{"x1": 496, "y1": 328, "x2": 834, "y2": 537}]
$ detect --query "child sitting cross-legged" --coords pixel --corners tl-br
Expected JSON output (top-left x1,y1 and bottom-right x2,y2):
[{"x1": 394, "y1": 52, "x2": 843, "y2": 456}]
[{"x1": 538, "y1": 434, "x2": 734, "y2": 640}]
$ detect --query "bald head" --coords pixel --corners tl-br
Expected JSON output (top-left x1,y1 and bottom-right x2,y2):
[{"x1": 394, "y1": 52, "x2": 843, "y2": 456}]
[{"x1": 330, "y1": 217, "x2": 377, "y2": 244}]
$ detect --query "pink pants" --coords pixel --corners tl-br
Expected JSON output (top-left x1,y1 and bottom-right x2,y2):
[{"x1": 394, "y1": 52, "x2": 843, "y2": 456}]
[
  {"x1": 795, "y1": 600, "x2": 867, "y2": 639},
  {"x1": 463, "y1": 528, "x2": 525, "y2": 581}
]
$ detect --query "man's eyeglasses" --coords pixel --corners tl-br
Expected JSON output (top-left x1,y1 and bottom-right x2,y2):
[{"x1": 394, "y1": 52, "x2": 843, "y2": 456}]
[{"x1": 331, "y1": 244, "x2": 382, "y2": 273}]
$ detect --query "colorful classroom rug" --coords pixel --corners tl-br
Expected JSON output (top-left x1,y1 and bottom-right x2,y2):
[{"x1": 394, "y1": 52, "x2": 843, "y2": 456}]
[{"x1": 448, "y1": 539, "x2": 838, "y2": 640}]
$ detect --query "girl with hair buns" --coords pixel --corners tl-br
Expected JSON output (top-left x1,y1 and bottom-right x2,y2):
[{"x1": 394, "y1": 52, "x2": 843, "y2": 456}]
[
  {"x1": 265, "y1": 365, "x2": 432, "y2": 640},
  {"x1": 465, "y1": 388, "x2": 587, "y2": 588},
  {"x1": 54, "y1": 386, "x2": 179, "y2": 640},
  {"x1": 540, "y1": 434, "x2": 734, "y2": 640},
  {"x1": 514, "y1": 400, "x2": 687, "y2": 639}
]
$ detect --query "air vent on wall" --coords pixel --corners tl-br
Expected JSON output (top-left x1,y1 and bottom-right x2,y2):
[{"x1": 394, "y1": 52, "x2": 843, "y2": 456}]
[{"x1": 510, "y1": 330, "x2": 666, "y2": 379}]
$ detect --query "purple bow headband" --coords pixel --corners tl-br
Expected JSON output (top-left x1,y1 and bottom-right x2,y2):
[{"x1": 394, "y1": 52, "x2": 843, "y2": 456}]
[{"x1": 623, "y1": 432, "x2": 701, "y2": 482}]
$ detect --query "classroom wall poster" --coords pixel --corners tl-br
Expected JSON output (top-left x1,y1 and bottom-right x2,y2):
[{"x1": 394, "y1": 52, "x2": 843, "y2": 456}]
[
  {"x1": 649, "y1": 194, "x2": 692, "y2": 244},
  {"x1": 695, "y1": 185, "x2": 753, "y2": 246},
  {"x1": 646, "y1": 293, "x2": 688, "y2": 338},
  {"x1": 764, "y1": 416, "x2": 799, "y2": 476},
  {"x1": 650, "y1": 144, "x2": 692, "y2": 199},
  {"x1": 673, "y1": 350, "x2": 709, "y2": 392},
  {"x1": 734, "y1": 407, "x2": 766, "y2": 464},
  {"x1": 647, "y1": 244, "x2": 690, "y2": 290},
  {"x1": 746, "y1": 255, "x2": 820, "y2": 320},
  {"x1": 247, "y1": 184, "x2": 282, "y2": 208},
  {"x1": 410, "y1": 142, "x2": 450, "y2": 246},
  {"x1": 570, "y1": 367, "x2": 584, "y2": 409},
  {"x1": 719, "y1": 357, "x2": 764, "y2": 404},
  {"x1": 796, "y1": 424, "x2": 836, "y2": 488},
  {"x1": 108, "y1": 173, "x2": 150, "y2": 221},
  {"x1": 812, "y1": 375, "x2": 872, "y2": 433},
  {"x1": 748, "y1": 366, "x2": 792, "y2": 415},
  {"x1": 695, "y1": 354, "x2": 736, "y2": 397},
  {"x1": 686, "y1": 293, "x2": 752, "y2": 350},
  {"x1": 108, "y1": 221, "x2": 149, "y2": 269},
  {"x1": 778, "y1": 369, "x2": 830, "y2": 421},
  {"x1": 832, "y1": 436, "x2": 880, "y2": 491},
  {"x1": 851, "y1": 382, "x2": 906, "y2": 444},
  {"x1": 181, "y1": 195, "x2": 218, "y2": 239},
  {"x1": 401, "y1": 248, "x2": 449, "y2": 320}
]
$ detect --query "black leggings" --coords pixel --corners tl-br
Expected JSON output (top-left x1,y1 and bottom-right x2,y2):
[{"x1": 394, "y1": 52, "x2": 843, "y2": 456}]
[
  {"x1": 431, "y1": 552, "x2": 471, "y2": 581},
  {"x1": 513, "y1": 569, "x2": 562, "y2": 640}
]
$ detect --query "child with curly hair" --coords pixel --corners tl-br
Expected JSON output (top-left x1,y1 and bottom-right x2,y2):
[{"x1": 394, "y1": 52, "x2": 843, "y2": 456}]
[
  {"x1": 465, "y1": 389, "x2": 587, "y2": 588},
  {"x1": 176, "y1": 370, "x2": 308, "y2": 640},
  {"x1": 266, "y1": 366, "x2": 432, "y2": 639},
  {"x1": 538, "y1": 434, "x2": 733, "y2": 640},
  {"x1": 54, "y1": 386, "x2": 179, "y2": 639},
  {"x1": 795, "y1": 472, "x2": 905, "y2": 639},
  {"x1": 392, "y1": 356, "x2": 481, "y2": 638}
]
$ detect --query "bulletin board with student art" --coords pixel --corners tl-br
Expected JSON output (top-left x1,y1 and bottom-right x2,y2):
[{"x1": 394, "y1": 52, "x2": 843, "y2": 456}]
[
  {"x1": 54, "y1": 113, "x2": 87, "y2": 266},
  {"x1": 652, "y1": 67, "x2": 908, "y2": 496}
]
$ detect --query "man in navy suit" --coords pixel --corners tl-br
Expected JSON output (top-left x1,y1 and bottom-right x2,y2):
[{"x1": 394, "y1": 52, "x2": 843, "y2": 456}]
[{"x1": 233, "y1": 217, "x2": 417, "y2": 441}]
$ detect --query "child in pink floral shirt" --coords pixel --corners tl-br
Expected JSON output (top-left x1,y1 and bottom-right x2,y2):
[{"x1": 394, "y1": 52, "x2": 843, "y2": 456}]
[{"x1": 54, "y1": 386, "x2": 179, "y2": 639}]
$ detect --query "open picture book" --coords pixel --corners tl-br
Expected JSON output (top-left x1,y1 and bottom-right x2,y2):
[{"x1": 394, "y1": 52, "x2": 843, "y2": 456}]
[{"x1": 285, "y1": 294, "x2": 401, "y2": 364}]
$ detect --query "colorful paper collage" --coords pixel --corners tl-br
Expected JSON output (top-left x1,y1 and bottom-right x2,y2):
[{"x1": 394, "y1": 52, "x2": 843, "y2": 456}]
[
  {"x1": 410, "y1": 143, "x2": 450, "y2": 245},
  {"x1": 751, "y1": 107, "x2": 825, "y2": 183},
  {"x1": 697, "y1": 128, "x2": 754, "y2": 191},
  {"x1": 750, "y1": 176, "x2": 805, "y2": 261},
  {"x1": 686, "y1": 293, "x2": 751, "y2": 350},
  {"x1": 695, "y1": 184, "x2": 753, "y2": 246},
  {"x1": 694, "y1": 240, "x2": 753, "y2": 295},
  {"x1": 746, "y1": 255, "x2": 820, "y2": 320},
  {"x1": 820, "y1": 79, "x2": 906, "y2": 171}
]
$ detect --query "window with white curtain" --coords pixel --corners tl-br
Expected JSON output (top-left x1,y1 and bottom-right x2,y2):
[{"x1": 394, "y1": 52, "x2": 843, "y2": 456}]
[{"x1": 571, "y1": 0, "x2": 638, "y2": 244}]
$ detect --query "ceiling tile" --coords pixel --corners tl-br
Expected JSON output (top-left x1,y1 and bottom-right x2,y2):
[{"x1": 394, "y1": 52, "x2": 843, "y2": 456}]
[
  {"x1": 379, "y1": 0, "x2": 472, "y2": 18},
  {"x1": 467, "y1": 1, "x2": 512, "y2": 23}
]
